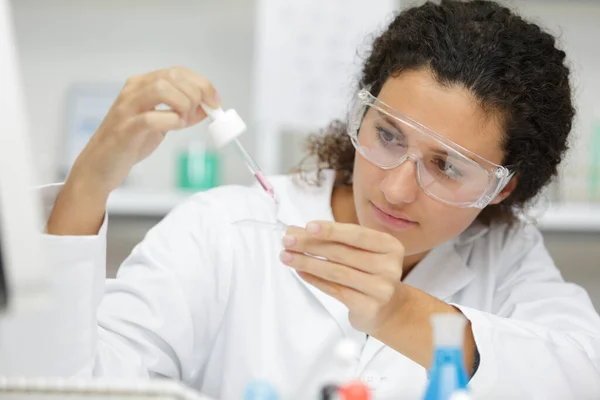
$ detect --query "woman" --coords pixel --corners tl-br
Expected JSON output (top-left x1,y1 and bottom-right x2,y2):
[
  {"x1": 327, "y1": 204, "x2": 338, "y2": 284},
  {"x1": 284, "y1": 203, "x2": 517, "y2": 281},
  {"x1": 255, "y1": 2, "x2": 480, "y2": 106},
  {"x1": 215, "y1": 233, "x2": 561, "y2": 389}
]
[{"x1": 9, "y1": 0, "x2": 600, "y2": 399}]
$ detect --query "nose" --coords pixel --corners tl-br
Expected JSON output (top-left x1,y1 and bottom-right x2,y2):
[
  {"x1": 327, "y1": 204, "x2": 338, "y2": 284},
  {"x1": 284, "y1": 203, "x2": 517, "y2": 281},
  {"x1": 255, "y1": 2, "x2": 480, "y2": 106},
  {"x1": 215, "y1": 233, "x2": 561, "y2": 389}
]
[{"x1": 379, "y1": 156, "x2": 420, "y2": 205}]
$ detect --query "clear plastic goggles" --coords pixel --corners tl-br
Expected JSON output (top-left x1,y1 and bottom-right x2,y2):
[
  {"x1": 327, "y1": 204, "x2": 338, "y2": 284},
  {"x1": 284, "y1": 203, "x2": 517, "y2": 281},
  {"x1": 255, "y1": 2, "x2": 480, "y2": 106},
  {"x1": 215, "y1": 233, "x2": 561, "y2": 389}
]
[{"x1": 347, "y1": 89, "x2": 514, "y2": 208}]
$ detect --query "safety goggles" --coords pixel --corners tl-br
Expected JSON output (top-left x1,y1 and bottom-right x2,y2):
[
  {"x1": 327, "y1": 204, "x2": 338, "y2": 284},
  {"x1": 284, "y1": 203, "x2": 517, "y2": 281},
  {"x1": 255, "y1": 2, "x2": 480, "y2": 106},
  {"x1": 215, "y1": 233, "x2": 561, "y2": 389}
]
[{"x1": 347, "y1": 89, "x2": 514, "y2": 208}]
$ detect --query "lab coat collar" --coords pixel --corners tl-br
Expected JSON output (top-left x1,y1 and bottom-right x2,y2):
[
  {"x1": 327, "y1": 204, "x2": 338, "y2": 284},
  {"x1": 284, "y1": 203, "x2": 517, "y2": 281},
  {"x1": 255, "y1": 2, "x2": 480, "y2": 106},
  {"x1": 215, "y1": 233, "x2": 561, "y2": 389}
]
[
  {"x1": 402, "y1": 238, "x2": 476, "y2": 301},
  {"x1": 401, "y1": 221, "x2": 487, "y2": 301},
  {"x1": 456, "y1": 220, "x2": 490, "y2": 245},
  {"x1": 275, "y1": 169, "x2": 337, "y2": 228}
]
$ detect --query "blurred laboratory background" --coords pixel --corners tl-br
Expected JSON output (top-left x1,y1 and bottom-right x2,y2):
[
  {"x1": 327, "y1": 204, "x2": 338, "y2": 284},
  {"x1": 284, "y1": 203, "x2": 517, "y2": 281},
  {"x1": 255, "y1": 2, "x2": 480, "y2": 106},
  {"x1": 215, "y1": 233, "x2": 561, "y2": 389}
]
[{"x1": 9, "y1": 0, "x2": 600, "y2": 303}]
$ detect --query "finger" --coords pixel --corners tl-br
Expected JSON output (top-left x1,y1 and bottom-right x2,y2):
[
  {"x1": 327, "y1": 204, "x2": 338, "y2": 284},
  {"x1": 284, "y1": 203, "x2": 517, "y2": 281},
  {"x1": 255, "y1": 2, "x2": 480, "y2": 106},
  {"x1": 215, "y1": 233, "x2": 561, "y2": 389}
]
[
  {"x1": 128, "y1": 78, "x2": 193, "y2": 119},
  {"x1": 186, "y1": 72, "x2": 220, "y2": 108},
  {"x1": 280, "y1": 250, "x2": 387, "y2": 298},
  {"x1": 134, "y1": 68, "x2": 169, "y2": 85},
  {"x1": 282, "y1": 231, "x2": 373, "y2": 273},
  {"x1": 284, "y1": 226, "x2": 403, "y2": 279},
  {"x1": 285, "y1": 226, "x2": 306, "y2": 236},
  {"x1": 283, "y1": 233, "x2": 400, "y2": 278},
  {"x1": 304, "y1": 221, "x2": 400, "y2": 254},
  {"x1": 162, "y1": 68, "x2": 205, "y2": 123},
  {"x1": 125, "y1": 110, "x2": 185, "y2": 134},
  {"x1": 296, "y1": 271, "x2": 367, "y2": 309},
  {"x1": 126, "y1": 68, "x2": 220, "y2": 109},
  {"x1": 164, "y1": 68, "x2": 219, "y2": 125}
]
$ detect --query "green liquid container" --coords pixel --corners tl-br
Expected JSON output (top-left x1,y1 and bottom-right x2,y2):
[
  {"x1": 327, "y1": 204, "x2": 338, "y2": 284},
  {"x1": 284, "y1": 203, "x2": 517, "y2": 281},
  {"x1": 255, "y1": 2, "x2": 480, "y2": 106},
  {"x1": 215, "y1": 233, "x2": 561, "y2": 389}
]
[
  {"x1": 591, "y1": 121, "x2": 600, "y2": 202},
  {"x1": 177, "y1": 142, "x2": 220, "y2": 191}
]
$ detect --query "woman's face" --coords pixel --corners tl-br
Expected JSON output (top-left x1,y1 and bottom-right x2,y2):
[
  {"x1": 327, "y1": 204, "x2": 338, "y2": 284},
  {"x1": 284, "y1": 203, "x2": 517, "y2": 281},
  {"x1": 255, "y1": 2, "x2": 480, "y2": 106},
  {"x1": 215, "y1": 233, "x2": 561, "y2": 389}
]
[{"x1": 352, "y1": 69, "x2": 508, "y2": 258}]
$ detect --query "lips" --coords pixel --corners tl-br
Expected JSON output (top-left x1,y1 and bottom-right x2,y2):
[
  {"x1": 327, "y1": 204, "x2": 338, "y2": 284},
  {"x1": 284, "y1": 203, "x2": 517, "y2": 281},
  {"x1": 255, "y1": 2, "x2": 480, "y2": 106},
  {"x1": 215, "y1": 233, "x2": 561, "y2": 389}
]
[
  {"x1": 374, "y1": 203, "x2": 415, "y2": 221},
  {"x1": 371, "y1": 202, "x2": 417, "y2": 230}
]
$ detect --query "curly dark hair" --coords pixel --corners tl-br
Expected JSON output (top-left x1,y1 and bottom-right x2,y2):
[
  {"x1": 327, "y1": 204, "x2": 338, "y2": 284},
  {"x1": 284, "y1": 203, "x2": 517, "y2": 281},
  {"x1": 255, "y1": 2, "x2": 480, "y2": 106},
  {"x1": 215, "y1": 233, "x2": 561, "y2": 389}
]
[{"x1": 304, "y1": 0, "x2": 574, "y2": 225}]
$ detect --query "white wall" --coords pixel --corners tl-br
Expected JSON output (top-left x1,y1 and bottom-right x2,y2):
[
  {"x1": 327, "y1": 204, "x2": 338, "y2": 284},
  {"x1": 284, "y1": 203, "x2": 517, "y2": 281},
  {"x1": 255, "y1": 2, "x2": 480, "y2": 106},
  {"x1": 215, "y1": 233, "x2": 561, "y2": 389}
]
[
  {"x1": 505, "y1": 0, "x2": 600, "y2": 203},
  {"x1": 10, "y1": 0, "x2": 600, "y2": 201},
  {"x1": 11, "y1": 0, "x2": 256, "y2": 189},
  {"x1": 11, "y1": 0, "x2": 600, "y2": 304}
]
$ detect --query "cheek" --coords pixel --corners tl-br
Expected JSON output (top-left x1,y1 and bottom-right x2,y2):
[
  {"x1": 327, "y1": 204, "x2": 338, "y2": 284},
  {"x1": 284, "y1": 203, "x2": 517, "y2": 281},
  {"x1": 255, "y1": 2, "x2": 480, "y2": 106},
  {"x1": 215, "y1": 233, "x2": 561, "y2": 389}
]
[
  {"x1": 353, "y1": 156, "x2": 394, "y2": 230},
  {"x1": 421, "y1": 200, "x2": 480, "y2": 237},
  {"x1": 401, "y1": 199, "x2": 480, "y2": 255},
  {"x1": 353, "y1": 154, "x2": 382, "y2": 185},
  {"x1": 352, "y1": 155, "x2": 384, "y2": 199}
]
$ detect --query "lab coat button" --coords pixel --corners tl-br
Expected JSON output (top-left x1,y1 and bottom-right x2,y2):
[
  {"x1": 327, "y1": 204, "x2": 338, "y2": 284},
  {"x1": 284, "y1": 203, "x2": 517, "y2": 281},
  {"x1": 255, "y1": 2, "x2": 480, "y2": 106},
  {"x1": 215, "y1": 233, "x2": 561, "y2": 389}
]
[{"x1": 361, "y1": 371, "x2": 381, "y2": 389}]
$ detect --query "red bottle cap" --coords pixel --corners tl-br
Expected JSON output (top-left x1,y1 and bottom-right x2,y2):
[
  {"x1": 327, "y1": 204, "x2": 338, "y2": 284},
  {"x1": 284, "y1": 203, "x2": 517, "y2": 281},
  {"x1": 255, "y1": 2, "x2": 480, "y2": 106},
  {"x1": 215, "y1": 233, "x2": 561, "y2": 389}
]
[{"x1": 339, "y1": 381, "x2": 371, "y2": 400}]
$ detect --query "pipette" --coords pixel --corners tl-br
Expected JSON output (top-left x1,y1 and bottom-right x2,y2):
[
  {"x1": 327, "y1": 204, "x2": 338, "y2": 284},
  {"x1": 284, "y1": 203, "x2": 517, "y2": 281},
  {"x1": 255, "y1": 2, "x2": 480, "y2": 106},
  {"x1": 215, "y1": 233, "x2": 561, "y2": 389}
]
[
  {"x1": 233, "y1": 219, "x2": 288, "y2": 231},
  {"x1": 200, "y1": 103, "x2": 279, "y2": 204},
  {"x1": 231, "y1": 137, "x2": 278, "y2": 204}
]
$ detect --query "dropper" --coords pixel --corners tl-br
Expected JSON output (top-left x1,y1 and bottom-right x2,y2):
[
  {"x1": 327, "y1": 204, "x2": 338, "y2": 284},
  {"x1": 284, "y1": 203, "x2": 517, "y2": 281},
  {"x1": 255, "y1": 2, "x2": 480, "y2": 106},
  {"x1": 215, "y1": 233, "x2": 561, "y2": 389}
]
[
  {"x1": 200, "y1": 103, "x2": 278, "y2": 204},
  {"x1": 231, "y1": 135, "x2": 278, "y2": 204}
]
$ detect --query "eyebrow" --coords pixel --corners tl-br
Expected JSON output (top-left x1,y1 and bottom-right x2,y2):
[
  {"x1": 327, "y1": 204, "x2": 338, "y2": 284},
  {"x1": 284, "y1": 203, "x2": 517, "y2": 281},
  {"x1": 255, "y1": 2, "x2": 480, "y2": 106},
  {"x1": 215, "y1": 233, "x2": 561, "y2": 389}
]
[
  {"x1": 381, "y1": 114, "x2": 478, "y2": 164},
  {"x1": 381, "y1": 114, "x2": 405, "y2": 135}
]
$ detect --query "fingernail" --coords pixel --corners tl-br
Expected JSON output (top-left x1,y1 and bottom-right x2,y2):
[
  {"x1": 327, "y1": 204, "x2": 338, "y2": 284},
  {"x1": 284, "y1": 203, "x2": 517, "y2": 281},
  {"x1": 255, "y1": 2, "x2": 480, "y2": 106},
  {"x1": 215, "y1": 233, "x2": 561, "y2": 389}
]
[
  {"x1": 306, "y1": 222, "x2": 320, "y2": 234},
  {"x1": 282, "y1": 235, "x2": 296, "y2": 247},
  {"x1": 180, "y1": 118, "x2": 187, "y2": 127},
  {"x1": 280, "y1": 251, "x2": 293, "y2": 263},
  {"x1": 213, "y1": 92, "x2": 221, "y2": 105}
]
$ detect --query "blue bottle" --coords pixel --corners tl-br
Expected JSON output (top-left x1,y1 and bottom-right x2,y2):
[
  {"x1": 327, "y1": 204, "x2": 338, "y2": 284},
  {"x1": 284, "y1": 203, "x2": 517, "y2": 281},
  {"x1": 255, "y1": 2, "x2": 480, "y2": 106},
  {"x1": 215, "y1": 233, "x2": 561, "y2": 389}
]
[
  {"x1": 423, "y1": 313, "x2": 470, "y2": 400},
  {"x1": 243, "y1": 380, "x2": 279, "y2": 400}
]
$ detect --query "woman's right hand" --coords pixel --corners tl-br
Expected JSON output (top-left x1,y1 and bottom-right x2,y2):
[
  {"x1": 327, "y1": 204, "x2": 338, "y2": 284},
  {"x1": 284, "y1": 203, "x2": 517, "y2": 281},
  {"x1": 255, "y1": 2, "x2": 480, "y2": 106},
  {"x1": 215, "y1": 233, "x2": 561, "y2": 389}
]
[
  {"x1": 70, "y1": 67, "x2": 221, "y2": 196},
  {"x1": 47, "y1": 67, "x2": 220, "y2": 235}
]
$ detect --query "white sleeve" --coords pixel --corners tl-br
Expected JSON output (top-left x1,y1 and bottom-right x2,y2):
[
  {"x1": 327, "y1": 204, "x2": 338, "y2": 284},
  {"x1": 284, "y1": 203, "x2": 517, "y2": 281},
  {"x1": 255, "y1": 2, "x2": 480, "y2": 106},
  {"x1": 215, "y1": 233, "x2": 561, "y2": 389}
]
[
  {"x1": 93, "y1": 192, "x2": 234, "y2": 383},
  {"x1": 0, "y1": 184, "x2": 234, "y2": 384},
  {"x1": 0, "y1": 184, "x2": 106, "y2": 377},
  {"x1": 455, "y1": 225, "x2": 600, "y2": 399}
]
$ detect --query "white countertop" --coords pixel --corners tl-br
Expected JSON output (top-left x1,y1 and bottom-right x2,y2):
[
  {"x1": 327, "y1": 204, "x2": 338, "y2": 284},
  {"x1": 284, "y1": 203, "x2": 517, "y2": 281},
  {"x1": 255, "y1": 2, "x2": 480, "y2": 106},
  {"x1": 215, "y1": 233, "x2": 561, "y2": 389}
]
[{"x1": 107, "y1": 188, "x2": 600, "y2": 232}]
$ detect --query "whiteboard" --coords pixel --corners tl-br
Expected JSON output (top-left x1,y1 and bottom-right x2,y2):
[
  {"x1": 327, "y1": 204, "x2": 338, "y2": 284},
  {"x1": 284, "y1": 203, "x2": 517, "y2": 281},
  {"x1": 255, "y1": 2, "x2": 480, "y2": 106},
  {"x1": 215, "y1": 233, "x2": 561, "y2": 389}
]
[{"x1": 253, "y1": 0, "x2": 399, "y2": 173}]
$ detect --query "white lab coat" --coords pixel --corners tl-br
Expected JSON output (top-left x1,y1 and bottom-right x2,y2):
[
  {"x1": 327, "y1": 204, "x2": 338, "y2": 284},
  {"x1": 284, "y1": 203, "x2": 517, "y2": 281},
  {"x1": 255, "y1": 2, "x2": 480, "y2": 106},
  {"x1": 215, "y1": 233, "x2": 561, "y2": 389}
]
[{"x1": 1, "y1": 169, "x2": 600, "y2": 399}]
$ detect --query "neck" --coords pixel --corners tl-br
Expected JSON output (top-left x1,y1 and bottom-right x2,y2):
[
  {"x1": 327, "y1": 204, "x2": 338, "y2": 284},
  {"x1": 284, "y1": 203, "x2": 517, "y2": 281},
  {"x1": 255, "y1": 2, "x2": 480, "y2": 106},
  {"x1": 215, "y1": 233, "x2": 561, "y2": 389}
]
[
  {"x1": 402, "y1": 252, "x2": 428, "y2": 277},
  {"x1": 331, "y1": 184, "x2": 429, "y2": 276},
  {"x1": 331, "y1": 184, "x2": 358, "y2": 224}
]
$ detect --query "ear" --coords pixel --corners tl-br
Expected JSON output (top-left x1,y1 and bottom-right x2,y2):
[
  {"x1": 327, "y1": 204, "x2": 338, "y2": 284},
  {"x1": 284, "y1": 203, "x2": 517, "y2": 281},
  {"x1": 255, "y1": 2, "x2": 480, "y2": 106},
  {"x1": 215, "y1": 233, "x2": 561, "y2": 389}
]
[{"x1": 489, "y1": 175, "x2": 518, "y2": 205}]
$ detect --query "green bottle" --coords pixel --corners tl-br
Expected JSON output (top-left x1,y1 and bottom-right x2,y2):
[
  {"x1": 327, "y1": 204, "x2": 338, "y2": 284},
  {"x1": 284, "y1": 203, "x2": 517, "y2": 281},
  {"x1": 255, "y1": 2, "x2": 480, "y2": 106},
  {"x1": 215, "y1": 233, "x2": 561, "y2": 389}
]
[
  {"x1": 591, "y1": 121, "x2": 600, "y2": 202},
  {"x1": 177, "y1": 139, "x2": 220, "y2": 191}
]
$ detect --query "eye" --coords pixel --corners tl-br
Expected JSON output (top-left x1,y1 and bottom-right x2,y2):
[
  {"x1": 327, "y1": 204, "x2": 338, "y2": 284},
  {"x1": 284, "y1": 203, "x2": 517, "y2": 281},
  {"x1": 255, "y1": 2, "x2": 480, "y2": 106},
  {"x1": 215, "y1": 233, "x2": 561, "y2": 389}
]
[
  {"x1": 376, "y1": 126, "x2": 404, "y2": 145},
  {"x1": 432, "y1": 157, "x2": 464, "y2": 181},
  {"x1": 377, "y1": 127, "x2": 394, "y2": 142}
]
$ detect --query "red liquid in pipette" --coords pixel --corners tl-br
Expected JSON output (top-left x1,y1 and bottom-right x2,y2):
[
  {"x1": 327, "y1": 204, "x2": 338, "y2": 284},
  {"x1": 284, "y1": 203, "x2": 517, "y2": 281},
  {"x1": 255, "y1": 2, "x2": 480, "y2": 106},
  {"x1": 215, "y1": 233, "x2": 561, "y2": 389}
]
[{"x1": 255, "y1": 171, "x2": 278, "y2": 204}]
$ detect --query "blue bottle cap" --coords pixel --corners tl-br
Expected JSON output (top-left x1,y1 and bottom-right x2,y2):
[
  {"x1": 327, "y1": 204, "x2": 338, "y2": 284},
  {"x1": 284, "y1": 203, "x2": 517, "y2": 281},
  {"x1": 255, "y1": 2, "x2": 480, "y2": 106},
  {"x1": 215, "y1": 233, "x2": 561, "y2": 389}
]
[{"x1": 243, "y1": 380, "x2": 279, "y2": 400}]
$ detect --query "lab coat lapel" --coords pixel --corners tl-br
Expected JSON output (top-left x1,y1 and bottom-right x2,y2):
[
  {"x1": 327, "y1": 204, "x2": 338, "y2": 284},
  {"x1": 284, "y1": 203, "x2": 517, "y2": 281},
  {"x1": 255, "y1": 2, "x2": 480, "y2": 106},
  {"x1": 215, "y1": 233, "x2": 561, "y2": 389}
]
[
  {"x1": 403, "y1": 239, "x2": 476, "y2": 302},
  {"x1": 291, "y1": 268, "x2": 359, "y2": 338},
  {"x1": 402, "y1": 222, "x2": 491, "y2": 301},
  {"x1": 275, "y1": 171, "x2": 362, "y2": 339}
]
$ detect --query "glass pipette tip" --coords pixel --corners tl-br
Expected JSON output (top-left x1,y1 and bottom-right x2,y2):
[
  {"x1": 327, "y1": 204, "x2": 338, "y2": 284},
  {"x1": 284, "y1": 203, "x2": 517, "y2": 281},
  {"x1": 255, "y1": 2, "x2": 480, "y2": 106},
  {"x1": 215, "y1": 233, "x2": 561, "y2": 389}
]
[
  {"x1": 233, "y1": 219, "x2": 288, "y2": 231},
  {"x1": 232, "y1": 138, "x2": 279, "y2": 204}
]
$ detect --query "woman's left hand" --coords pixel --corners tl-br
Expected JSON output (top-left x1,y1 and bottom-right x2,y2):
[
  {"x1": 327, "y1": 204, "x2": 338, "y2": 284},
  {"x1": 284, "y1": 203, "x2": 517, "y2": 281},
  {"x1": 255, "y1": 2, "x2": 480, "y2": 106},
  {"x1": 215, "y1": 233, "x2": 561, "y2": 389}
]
[{"x1": 280, "y1": 220, "x2": 406, "y2": 334}]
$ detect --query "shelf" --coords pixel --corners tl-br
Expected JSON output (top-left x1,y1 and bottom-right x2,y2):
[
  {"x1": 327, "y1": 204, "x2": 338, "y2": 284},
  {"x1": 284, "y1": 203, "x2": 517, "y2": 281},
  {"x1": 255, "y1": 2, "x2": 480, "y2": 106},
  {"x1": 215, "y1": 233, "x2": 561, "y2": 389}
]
[
  {"x1": 535, "y1": 203, "x2": 600, "y2": 232},
  {"x1": 107, "y1": 188, "x2": 195, "y2": 217},
  {"x1": 107, "y1": 189, "x2": 600, "y2": 232}
]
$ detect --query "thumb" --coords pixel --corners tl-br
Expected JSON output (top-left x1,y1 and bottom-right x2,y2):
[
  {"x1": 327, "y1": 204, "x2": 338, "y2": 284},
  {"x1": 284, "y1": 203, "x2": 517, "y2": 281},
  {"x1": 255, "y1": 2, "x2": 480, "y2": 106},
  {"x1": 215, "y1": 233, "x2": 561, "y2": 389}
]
[{"x1": 185, "y1": 105, "x2": 209, "y2": 127}]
